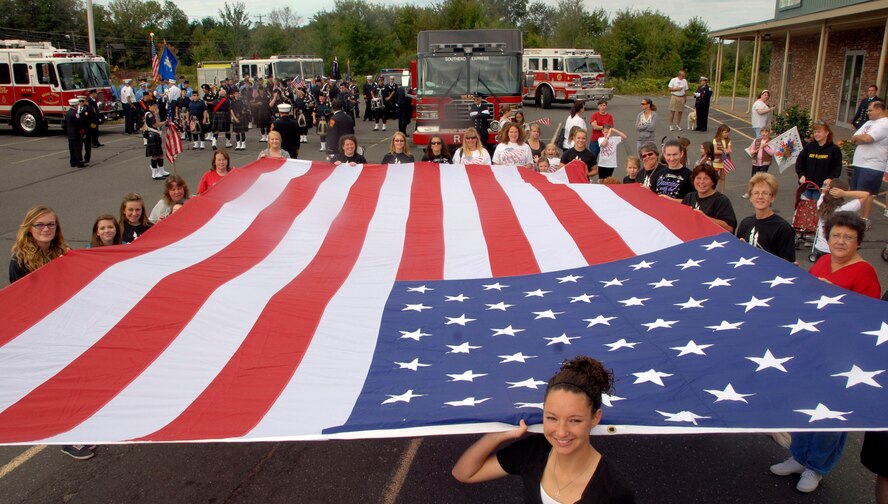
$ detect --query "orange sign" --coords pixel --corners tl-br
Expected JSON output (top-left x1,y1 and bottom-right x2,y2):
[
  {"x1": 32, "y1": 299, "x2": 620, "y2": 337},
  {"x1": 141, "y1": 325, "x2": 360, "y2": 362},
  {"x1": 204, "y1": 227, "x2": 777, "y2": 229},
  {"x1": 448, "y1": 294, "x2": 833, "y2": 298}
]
[{"x1": 41, "y1": 92, "x2": 60, "y2": 105}]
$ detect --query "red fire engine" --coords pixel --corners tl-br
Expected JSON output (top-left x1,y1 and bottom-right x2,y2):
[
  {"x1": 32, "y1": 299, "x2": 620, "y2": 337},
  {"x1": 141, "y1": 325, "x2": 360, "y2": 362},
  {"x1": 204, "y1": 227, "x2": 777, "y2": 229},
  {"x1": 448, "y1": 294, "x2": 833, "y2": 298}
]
[
  {"x1": 0, "y1": 40, "x2": 120, "y2": 135},
  {"x1": 522, "y1": 48, "x2": 613, "y2": 109},
  {"x1": 412, "y1": 29, "x2": 524, "y2": 147}
]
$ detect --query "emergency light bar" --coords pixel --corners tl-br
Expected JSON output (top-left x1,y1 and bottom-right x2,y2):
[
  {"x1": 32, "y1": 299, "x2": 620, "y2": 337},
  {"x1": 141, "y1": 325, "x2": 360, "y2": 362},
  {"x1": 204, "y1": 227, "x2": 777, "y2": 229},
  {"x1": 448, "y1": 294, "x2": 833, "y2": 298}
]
[{"x1": 430, "y1": 42, "x2": 506, "y2": 54}]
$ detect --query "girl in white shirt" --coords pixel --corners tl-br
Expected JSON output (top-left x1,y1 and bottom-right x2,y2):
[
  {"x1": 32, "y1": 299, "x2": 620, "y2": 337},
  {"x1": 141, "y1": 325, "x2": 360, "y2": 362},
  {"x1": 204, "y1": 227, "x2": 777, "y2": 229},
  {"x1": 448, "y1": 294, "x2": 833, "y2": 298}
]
[
  {"x1": 562, "y1": 101, "x2": 587, "y2": 150},
  {"x1": 452, "y1": 127, "x2": 492, "y2": 165},
  {"x1": 492, "y1": 122, "x2": 534, "y2": 168}
]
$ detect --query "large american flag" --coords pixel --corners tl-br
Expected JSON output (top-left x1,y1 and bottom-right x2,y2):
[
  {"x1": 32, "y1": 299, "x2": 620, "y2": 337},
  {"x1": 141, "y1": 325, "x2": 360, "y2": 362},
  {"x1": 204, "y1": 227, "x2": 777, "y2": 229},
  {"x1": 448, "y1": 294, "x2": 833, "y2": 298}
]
[
  {"x1": 164, "y1": 121, "x2": 182, "y2": 164},
  {"x1": 0, "y1": 160, "x2": 885, "y2": 445},
  {"x1": 150, "y1": 40, "x2": 160, "y2": 83}
]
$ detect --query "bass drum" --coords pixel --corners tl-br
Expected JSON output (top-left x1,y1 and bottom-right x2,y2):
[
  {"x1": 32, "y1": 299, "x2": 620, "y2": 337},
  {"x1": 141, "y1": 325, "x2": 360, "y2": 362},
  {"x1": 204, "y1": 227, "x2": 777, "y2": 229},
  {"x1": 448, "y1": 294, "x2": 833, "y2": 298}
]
[{"x1": 371, "y1": 97, "x2": 384, "y2": 110}]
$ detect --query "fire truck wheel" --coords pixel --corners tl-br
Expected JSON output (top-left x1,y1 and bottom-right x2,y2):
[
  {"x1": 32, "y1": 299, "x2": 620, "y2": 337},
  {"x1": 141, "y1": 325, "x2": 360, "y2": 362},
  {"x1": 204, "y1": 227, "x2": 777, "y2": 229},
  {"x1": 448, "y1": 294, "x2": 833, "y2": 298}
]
[
  {"x1": 540, "y1": 87, "x2": 553, "y2": 109},
  {"x1": 15, "y1": 105, "x2": 46, "y2": 136}
]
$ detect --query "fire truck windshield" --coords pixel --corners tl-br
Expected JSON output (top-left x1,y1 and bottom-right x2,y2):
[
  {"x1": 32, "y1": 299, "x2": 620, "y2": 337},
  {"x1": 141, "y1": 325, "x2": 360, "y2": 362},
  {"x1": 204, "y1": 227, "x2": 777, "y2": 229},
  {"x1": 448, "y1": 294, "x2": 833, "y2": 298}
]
[
  {"x1": 564, "y1": 57, "x2": 603, "y2": 74},
  {"x1": 418, "y1": 55, "x2": 519, "y2": 96},
  {"x1": 57, "y1": 61, "x2": 110, "y2": 90}
]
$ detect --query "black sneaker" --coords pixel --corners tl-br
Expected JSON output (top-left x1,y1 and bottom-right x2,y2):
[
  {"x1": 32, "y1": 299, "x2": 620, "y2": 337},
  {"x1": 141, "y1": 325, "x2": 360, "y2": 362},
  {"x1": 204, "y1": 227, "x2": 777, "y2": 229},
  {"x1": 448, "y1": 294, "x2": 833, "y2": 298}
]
[{"x1": 61, "y1": 445, "x2": 94, "y2": 460}]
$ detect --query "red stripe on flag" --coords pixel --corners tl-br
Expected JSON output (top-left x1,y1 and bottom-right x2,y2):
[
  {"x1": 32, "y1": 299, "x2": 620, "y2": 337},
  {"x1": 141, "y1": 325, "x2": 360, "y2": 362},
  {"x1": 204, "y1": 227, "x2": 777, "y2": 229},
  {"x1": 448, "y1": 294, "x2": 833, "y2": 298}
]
[
  {"x1": 0, "y1": 162, "x2": 330, "y2": 442},
  {"x1": 465, "y1": 166, "x2": 540, "y2": 277},
  {"x1": 142, "y1": 165, "x2": 389, "y2": 441},
  {"x1": 517, "y1": 169, "x2": 634, "y2": 265},
  {"x1": 165, "y1": 123, "x2": 182, "y2": 164},
  {"x1": 0, "y1": 159, "x2": 286, "y2": 348},
  {"x1": 396, "y1": 162, "x2": 444, "y2": 281},
  {"x1": 610, "y1": 183, "x2": 725, "y2": 242}
]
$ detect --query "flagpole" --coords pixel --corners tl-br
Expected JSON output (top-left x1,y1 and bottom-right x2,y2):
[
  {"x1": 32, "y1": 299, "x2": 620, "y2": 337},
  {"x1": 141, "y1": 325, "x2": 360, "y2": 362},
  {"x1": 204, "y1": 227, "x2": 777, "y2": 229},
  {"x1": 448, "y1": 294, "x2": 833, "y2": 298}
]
[{"x1": 149, "y1": 33, "x2": 156, "y2": 83}]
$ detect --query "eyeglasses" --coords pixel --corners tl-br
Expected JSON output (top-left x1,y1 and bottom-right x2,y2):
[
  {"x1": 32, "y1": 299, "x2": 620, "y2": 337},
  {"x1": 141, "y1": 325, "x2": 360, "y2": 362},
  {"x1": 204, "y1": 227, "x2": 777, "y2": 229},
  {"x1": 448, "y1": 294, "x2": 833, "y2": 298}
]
[
  {"x1": 32, "y1": 223, "x2": 57, "y2": 231},
  {"x1": 641, "y1": 152, "x2": 657, "y2": 158},
  {"x1": 750, "y1": 191, "x2": 772, "y2": 197},
  {"x1": 430, "y1": 141, "x2": 442, "y2": 145},
  {"x1": 640, "y1": 102, "x2": 648, "y2": 106}
]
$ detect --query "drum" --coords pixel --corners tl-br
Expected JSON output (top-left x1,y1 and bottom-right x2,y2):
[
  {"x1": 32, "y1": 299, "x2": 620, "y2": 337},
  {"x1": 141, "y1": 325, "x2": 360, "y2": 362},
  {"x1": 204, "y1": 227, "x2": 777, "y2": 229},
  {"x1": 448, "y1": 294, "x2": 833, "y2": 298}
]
[{"x1": 371, "y1": 97, "x2": 383, "y2": 110}]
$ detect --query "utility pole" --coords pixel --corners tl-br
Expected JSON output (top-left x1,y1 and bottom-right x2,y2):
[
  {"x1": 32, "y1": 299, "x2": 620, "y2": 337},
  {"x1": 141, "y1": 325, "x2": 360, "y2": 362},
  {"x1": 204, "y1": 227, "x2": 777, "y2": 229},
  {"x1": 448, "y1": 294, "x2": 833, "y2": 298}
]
[
  {"x1": 86, "y1": 0, "x2": 96, "y2": 54},
  {"x1": 254, "y1": 15, "x2": 264, "y2": 25}
]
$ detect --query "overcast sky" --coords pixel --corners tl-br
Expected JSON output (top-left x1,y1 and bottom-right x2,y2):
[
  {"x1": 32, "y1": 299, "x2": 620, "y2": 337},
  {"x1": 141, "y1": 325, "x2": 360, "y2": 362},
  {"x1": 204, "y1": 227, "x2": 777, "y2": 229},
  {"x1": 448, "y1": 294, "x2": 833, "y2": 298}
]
[{"x1": 143, "y1": 0, "x2": 776, "y2": 32}]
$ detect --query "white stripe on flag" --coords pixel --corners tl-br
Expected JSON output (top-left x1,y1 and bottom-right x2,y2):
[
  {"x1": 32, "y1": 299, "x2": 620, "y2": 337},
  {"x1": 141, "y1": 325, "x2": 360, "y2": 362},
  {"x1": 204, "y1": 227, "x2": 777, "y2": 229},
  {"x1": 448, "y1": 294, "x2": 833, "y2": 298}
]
[
  {"x1": 0, "y1": 164, "x2": 310, "y2": 416},
  {"x1": 566, "y1": 184, "x2": 683, "y2": 255},
  {"x1": 249, "y1": 165, "x2": 415, "y2": 438},
  {"x1": 490, "y1": 166, "x2": 587, "y2": 272},
  {"x1": 440, "y1": 164, "x2": 490, "y2": 280},
  {"x1": 46, "y1": 164, "x2": 363, "y2": 442}
]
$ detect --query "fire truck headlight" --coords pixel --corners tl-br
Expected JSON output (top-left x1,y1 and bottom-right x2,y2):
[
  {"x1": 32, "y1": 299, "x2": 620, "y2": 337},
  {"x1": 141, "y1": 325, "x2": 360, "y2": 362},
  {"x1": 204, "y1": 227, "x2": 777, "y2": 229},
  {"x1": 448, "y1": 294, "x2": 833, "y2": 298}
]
[{"x1": 489, "y1": 121, "x2": 500, "y2": 133}]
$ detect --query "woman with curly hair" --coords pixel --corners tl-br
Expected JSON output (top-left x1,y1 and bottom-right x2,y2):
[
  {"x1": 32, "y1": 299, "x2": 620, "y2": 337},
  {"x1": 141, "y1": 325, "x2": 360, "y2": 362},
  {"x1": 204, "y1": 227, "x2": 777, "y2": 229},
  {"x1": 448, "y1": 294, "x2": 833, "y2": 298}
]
[{"x1": 9, "y1": 206, "x2": 70, "y2": 283}]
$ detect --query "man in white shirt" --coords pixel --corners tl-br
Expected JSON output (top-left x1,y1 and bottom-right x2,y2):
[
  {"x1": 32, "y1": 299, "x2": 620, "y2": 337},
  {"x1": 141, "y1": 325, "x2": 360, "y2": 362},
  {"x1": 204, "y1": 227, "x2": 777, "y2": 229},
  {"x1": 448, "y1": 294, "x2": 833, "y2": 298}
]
[
  {"x1": 120, "y1": 79, "x2": 136, "y2": 134},
  {"x1": 667, "y1": 70, "x2": 689, "y2": 131},
  {"x1": 850, "y1": 100, "x2": 888, "y2": 221},
  {"x1": 166, "y1": 79, "x2": 182, "y2": 125}
]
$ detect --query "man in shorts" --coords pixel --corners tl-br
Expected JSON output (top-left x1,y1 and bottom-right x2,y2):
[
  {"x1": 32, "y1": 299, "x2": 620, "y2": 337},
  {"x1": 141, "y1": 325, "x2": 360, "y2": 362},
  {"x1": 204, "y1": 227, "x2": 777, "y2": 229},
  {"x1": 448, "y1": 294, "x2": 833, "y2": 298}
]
[
  {"x1": 667, "y1": 70, "x2": 688, "y2": 131},
  {"x1": 850, "y1": 100, "x2": 887, "y2": 224}
]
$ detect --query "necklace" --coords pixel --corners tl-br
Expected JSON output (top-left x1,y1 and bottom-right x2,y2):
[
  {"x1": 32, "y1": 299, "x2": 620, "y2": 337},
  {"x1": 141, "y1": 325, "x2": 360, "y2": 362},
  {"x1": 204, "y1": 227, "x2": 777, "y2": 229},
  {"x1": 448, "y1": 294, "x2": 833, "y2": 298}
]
[{"x1": 551, "y1": 450, "x2": 597, "y2": 498}]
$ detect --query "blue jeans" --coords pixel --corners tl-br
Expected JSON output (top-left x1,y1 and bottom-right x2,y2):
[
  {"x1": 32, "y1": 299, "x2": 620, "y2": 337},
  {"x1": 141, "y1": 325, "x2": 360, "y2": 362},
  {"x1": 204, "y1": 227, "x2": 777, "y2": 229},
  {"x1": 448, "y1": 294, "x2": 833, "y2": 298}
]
[{"x1": 790, "y1": 432, "x2": 848, "y2": 475}]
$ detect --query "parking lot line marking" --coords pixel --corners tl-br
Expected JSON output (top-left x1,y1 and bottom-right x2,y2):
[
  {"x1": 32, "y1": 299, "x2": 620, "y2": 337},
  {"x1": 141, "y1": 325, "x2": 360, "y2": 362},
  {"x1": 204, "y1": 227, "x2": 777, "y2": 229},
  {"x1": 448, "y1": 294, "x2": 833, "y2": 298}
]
[
  {"x1": 0, "y1": 137, "x2": 44, "y2": 147},
  {"x1": 11, "y1": 137, "x2": 131, "y2": 165},
  {"x1": 0, "y1": 445, "x2": 45, "y2": 479},
  {"x1": 382, "y1": 438, "x2": 423, "y2": 504}
]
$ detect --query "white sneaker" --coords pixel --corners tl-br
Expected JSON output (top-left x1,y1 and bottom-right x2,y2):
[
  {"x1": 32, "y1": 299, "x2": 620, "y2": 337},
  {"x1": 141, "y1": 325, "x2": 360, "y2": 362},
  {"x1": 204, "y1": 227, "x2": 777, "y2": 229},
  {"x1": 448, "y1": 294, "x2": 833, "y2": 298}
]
[
  {"x1": 676, "y1": 125, "x2": 682, "y2": 131},
  {"x1": 160, "y1": 168, "x2": 170, "y2": 177},
  {"x1": 796, "y1": 469, "x2": 822, "y2": 493},
  {"x1": 884, "y1": 208, "x2": 888, "y2": 218},
  {"x1": 226, "y1": 141, "x2": 233, "y2": 148},
  {"x1": 151, "y1": 167, "x2": 162, "y2": 180},
  {"x1": 770, "y1": 457, "x2": 805, "y2": 476},
  {"x1": 669, "y1": 125, "x2": 675, "y2": 131},
  {"x1": 192, "y1": 142, "x2": 199, "y2": 149},
  {"x1": 382, "y1": 125, "x2": 386, "y2": 131},
  {"x1": 199, "y1": 142, "x2": 205, "y2": 150},
  {"x1": 373, "y1": 125, "x2": 378, "y2": 131}
]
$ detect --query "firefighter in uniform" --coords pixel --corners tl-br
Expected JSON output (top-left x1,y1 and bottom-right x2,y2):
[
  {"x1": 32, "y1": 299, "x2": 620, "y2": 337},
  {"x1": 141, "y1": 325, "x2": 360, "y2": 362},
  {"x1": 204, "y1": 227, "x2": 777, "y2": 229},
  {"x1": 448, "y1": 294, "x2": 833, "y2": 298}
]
[
  {"x1": 65, "y1": 98, "x2": 86, "y2": 168},
  {"x1": 383, "y1": 76, "x2": 398, "y2": 128},
  {"x1": 86, "y1": 89, "x2": 103, "y2": 147},
  {"x1": 325, "y1": 98, "x2": 355, "y2": 161},
  {"x1": 362, "y1": 76, "x2": 374, "y2": 122},
  {"x1": 469, "y1": 92, "x2": 492, "y2": 152}
]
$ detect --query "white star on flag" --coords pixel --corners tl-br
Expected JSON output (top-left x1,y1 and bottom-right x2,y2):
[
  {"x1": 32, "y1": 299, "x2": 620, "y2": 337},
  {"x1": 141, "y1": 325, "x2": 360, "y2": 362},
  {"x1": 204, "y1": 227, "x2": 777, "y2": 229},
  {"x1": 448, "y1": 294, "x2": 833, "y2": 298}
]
[
  {"x1": 619, "y1": 297, "x2": 650, "y2": 307},
  {"x1": 629, "y1": 260, "x2": 656, "y2": 270},
  {"x1": 704, "y1": 384, "x2": 754, "y2": 403},
  {"x1": 805, "y1": 294, "x2": 845, "y2": 309},
  {"x1": 382, "y1": 390, "x2": 426, "y2": 405},
  {"x1": 677, "y1": 258, "x2": 705, "y2": 270},
  {"x1": 524, "y1": 289, "x2": 550, "y2": 297},
  {"x1": 703, "y1": 277, "x2": 734, "y2": 289},
  {"x1": 584, "y1": 315, "x2": 617, "y2": 327},
  {"x1": 633, "y1": 369, "x2": 673, "y2": 386},
  {"x1": 533, "y1": 309, "x2": 564, "y2": 320},
  {"x1": 446, "y1": 314, "x2": 477, "y2": 326},
  {"x1": 656, "y1": 410, "x2": 711, "y2": 425},
  {"x1": 447, "y1": 342, "x2": 481, "y2": 354},
  {"x1": 705, "y1": 320, "x2": 744, "y2": 331},
  {"x1": 445, "y1": 397, "x2": 491, "y2": 407},
  {"x1": 831, "y1": 365, "x2": 884, "y2": 388},
  {"x1": 601, "y1": 394, "x2": 626, "y2": 407},
  {"x1": 570, "y1": 294, "x2": 597, "y2": 303},
  {"x1": 399, "y1": 329, "x2": 431, "y2": 341},
  {"x1": 702, "y1": 240, "x2": 728, "y2": 250},
  {"x1": 515, "y1": 402, "x2": 543, "y2": 409},
  {"x1": 648, "y1": 278, "x2": 678, "y2": 288},
  {"x1": 395, "y1": 358, "x2": 431, "y2": 371},
  {"x1": 728, "y1": 256, "x2": 758, "y2": 268},
  {"x1": 605, "y1": 338, "x2": 639, "y2": 351},
  {"x1": 407, "y1": 285, "x2": 433, "y2": 293},
  {"x1": 762, "y1": 275, "x2": 796, "y2": 288},
  {"x1": 781, "y1": 319, "x2": 824, "y2": 335},
  {"x1": 670, "y1": 340, "x2": 713, "y2": 356},
  {"x1": 403, "y1": 303, "x2": 432, "y2": 312},
  {"x1": 499, "y1": 352, "x2": 537, "y2": 363},
  {"x1": 491, "y1": 325, "x2": 524, "y2": 337},
  {"x1": 485, "y1": 302, "x2": 514, "y2": 311},
  {"x1": 482, "y1": 283, "x2": 508, "y2": 291},
  {"x1": 600, "y1": 278, "x2": 627, "y2": 287},
  {"x1": 445, "y1": 294, "x2": 470, "y2": 302},
  {"x1": 641, "y1": 319, "x2": 678, "y2": 331},
  {"x1": 507, "y1": 377, "x2": 547, "y2": 389},
  {"x1": 862, "y1": 322, "x2": 888, "y2": 346},
  {"x1": 545, "y1": 333, "x2": 580, "y2": 345},
  {"x1": 447, "y1": 370, "x2": 488, "y2": 382},
  {"x1": 794, "y1": 403, "x2": 852, "y2": 422},
  {"x1": 736, "y1": 296, "x2": 774, "y2": 313},
  {"x1": 746, "y1": 349, "x2": 793, "y2": 372},
  {"x1": 557, "y1": 274, "x2": 582, "y2": 283},
  {"x1": 675, "y1": 297, "x2": 708, "y2": 309}
]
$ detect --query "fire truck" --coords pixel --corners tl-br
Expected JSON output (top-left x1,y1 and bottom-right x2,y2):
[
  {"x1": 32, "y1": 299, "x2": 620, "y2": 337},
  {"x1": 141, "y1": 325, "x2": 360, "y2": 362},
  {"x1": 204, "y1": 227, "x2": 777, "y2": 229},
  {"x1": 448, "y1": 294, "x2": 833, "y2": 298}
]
[
  {"x1": 236, "y1": 56, "x2": 325, "y2": 82},
  {"x1": 0, "y1": 40, "x2": 119, "y2": 135},
  {"x1": 412, "y1": 29, "x2": 523, "y2": 147},
  {"x1": 522, "y1": 48, "x2": 613, "y2": 109}
]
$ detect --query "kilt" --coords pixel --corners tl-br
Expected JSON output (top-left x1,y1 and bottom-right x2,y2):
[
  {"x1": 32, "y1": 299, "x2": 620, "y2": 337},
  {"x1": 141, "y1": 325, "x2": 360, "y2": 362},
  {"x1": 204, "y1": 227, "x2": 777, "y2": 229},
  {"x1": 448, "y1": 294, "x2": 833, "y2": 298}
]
[
  {"x1": 212, "y1": 111, "x2": 230, "y2": 132},
  {"x1": 145, "y1": 131, "x2": 163, "y2": 157},
  {"x1": 232, "y1": 119, "x2": 248, "y2": 134},
  {"x1": 255, "y1": 106, "x2": 272, "y2": 129},
  {"x1": 317, "y1": 120, "x2": 327, "y2": 136}
]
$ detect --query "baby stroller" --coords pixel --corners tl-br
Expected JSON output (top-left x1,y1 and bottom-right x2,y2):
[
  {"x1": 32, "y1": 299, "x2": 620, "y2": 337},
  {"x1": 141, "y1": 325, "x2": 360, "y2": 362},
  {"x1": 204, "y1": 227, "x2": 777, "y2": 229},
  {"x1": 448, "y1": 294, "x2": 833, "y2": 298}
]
[{"x1": 792, "y1": 181, "x2": 820, "y2": 250}]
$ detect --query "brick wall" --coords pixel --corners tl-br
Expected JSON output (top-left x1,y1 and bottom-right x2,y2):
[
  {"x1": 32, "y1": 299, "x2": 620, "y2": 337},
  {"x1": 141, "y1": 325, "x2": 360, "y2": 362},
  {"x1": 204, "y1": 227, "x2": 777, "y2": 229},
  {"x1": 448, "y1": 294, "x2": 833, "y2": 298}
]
[{"x1": 768, "y1": 27, "x2": 884, "y2": 129}]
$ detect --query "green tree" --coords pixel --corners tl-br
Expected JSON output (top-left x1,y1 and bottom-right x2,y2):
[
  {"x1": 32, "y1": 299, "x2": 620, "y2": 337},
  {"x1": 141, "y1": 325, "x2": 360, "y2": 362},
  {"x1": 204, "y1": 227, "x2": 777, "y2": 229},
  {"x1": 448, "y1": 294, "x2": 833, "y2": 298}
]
[
  {"x1": 218, "y1": 1, "x2": 252, "y2": 57},
  {"x1": 679, "y1": 17, "x2": 710, "y2": 79}
]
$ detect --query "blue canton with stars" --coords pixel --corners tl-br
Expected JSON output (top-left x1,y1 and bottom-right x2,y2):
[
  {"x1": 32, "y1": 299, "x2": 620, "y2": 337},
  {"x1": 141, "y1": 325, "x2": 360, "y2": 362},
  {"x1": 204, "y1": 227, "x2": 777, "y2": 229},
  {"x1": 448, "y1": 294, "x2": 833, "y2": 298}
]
[{"x1": 326, "y1": 237, "x2": 888, "y2": 434}]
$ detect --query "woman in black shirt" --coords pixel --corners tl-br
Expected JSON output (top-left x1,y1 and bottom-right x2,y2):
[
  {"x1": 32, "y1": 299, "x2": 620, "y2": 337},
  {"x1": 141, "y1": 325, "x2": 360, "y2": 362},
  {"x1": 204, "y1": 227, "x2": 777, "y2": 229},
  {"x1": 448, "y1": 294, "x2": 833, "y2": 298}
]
[
  {"x1": 333, "y1": 135, "x2": 368, "y2": 166},
  {"x1": 380, "y1": 131, "x2": 415, "y2": 164},
  {"x1": 421, "y1": 135, "x2": 452, "y2": 163},
  {"x1": 453, "y1": 356, "x2": 635, "y2": 503}
]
